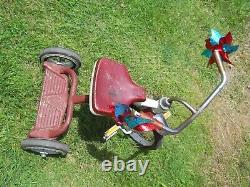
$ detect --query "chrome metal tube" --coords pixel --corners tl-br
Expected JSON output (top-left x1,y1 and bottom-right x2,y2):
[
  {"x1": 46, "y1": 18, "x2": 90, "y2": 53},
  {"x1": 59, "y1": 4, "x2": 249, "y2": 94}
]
[
  {"x1": 164, "y1": 50, "x2": 228, "y2": 135},
  {"x1": 197, "y1": 50, "x2": 227, "y2": 113}
]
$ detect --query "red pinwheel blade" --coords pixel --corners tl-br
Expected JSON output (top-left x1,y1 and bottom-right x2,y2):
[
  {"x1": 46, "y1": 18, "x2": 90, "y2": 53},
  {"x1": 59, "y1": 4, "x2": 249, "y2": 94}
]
[
  {"x1": 220, "y1": 51, "x2": 233, "y2": 65},
  {"x1": 205, "y1": 39, "x2": 213, "y2": 49},
  {"x1": 208, "y1": 56, "x2": 215, "y2": 65},
  {"x1": 220, "y1": 32, "x2": 233, "y2": 45}
]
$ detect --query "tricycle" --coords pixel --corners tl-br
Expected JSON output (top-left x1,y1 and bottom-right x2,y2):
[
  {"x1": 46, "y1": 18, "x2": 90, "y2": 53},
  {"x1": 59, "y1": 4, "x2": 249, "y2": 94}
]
[{"x1": 21, "y1": 30, "x2": 238, "y2": 157}]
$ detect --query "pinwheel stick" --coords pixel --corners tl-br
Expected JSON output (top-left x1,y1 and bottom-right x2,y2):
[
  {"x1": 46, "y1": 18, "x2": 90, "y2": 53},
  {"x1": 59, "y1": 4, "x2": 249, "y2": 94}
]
[{"x1": 199, "y1": 50, "x2": 227, "y2": 111}]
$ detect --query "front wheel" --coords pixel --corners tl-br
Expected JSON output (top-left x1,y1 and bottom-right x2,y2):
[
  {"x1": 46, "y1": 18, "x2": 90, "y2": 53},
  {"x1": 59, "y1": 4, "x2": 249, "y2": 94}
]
[{"x1": 128, "y1": 130, "x2": 164, "y2": 149}]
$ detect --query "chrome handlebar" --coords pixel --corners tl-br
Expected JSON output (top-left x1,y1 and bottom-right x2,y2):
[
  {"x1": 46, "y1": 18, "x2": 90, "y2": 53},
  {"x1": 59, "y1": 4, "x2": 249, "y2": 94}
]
[
  {"x1": 134, "y1": 50, "x2": 228, "y2": 135},
  {"x1": 162, "y1": 50, "x2": 227, "y2": 135}
]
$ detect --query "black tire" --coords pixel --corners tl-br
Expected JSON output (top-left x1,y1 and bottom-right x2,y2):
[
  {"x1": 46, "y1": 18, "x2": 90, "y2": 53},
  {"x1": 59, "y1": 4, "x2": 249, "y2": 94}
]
[
  {"x1": 21, "y1": 138, "x2": 69, "y2": 157},
  {"x1": 39, "y1": 47, "x2": 82, "y2": 70},
  {"x1": 125, "y1": 106, "x2": 165, "y2": 150},
  {"x1": 129, "y1": 130, "x2": 163, "y2": 150}
]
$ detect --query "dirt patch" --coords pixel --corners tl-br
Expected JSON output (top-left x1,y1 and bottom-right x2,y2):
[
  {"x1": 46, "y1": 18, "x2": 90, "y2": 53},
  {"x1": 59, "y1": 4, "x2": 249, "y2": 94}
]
[{"x1": 204, "y1": 24, "x2": 250, "y2": 186}]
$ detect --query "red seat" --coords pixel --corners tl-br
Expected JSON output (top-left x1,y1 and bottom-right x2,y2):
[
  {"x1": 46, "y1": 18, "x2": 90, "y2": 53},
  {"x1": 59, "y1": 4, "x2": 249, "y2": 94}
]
[{"x1": 90, "y1": 58, "x2": 146, "y2": 116}]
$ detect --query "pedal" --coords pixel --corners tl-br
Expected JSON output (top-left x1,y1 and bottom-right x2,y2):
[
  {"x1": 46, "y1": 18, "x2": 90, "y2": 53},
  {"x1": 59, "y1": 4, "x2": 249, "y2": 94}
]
[
  {"x1": 103, "y1": 125, "x2": 120, "y2": 141},
  {"x1": 163, "y1": 111, "x2": 171, "y2": 119}
]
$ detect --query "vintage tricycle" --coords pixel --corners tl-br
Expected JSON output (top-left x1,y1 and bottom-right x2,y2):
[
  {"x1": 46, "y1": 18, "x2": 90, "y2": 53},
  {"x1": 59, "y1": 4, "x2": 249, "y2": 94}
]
[{"x1": 21, "y1": 30, "x2": 238, "y2": 157}]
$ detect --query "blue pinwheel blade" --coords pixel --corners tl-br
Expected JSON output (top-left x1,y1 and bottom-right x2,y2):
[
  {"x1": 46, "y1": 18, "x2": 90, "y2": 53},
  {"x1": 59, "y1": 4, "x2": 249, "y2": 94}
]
[
  {"x1": 114, "y1": 103, "x2": 130, "y2": 118},
  {"x1": 223, "y1": 44, "x2": 239, "y2": 54},
  {"x1": 210, "y1": 29, "x2": 223, "y2": 45},
  {"x1": 201, "y1": 49, "x2": 212, "y2": 58},
  {"x1": 124, "y1": 116, "x2": 152, "y2": 129}
]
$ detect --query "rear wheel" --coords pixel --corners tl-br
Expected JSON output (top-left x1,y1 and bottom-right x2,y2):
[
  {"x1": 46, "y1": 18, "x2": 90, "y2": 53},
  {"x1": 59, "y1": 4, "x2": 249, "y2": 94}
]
[
  {"x1": 21, "y1": 138, "x2": 69, "y2": 157},
  {"x1": 39, "y1": 47, "x2": 82, "y2": 70}
]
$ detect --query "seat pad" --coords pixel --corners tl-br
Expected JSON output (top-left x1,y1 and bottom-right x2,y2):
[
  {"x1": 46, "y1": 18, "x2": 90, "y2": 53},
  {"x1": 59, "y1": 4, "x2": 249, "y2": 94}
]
[{"x1": 90, "y1": 58, "x2": 146, "y2": 116}]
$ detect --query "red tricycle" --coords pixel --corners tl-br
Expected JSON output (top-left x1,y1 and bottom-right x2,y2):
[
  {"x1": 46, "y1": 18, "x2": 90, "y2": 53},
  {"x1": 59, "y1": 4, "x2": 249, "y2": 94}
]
[{"x1": 21, "y1": 30, "x2": 238, "y2": 157}]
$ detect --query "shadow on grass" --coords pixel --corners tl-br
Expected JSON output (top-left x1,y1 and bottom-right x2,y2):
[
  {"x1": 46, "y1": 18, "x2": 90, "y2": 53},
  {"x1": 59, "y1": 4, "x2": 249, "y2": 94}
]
[{"x1": 74, "y1": 104, "x2": 149, "y2": 161}]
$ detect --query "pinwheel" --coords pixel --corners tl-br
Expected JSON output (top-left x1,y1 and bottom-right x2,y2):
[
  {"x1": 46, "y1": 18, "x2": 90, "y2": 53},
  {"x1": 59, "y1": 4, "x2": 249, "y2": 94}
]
[{"x1": 202, "y1": 29, "x2": 239, "y2": 65}]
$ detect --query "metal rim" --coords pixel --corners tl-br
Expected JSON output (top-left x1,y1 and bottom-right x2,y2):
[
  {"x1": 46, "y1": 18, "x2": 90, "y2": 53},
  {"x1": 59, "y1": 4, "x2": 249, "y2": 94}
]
[
  {"x1": 21, "y1": 138, "x2": 69, "y2": 157},
  {"x1": 39, "y1": 47, "x2": 82, "y2": 70},
  {"x1": 41, "y1": 54, "x2": 79, "y2": 68}
]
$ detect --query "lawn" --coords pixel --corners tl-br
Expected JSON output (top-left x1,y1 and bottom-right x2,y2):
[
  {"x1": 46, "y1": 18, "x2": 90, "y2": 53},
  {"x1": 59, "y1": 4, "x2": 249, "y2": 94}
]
[{"x1": 0, "y1": 0, "x2": 249, "y2": 186}]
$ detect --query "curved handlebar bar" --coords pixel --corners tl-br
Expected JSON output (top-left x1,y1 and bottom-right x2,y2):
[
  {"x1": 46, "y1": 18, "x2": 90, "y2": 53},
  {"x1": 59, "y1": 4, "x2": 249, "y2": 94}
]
[{"x1": 162, "y1": 50, "x2": 227, "y2": 135}]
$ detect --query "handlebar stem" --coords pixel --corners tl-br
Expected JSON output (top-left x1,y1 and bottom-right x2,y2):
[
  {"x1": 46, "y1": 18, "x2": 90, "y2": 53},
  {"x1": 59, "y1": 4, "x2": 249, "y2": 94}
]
[
  {"x1": 163, "y1": 50, "x2": 227, "y2": 135},
  {"x1": 133, "y1": 50, "x2": 227, "y2": 135},
  {"x1": 197, "y1": 50, "x2": 227, "y2": 113}
]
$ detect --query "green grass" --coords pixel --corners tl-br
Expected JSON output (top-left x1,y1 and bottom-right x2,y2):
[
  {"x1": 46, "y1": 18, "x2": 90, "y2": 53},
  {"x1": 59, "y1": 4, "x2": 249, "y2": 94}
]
[{"x1": 0, "y1": 0, "x2": 249, "y2": 186}]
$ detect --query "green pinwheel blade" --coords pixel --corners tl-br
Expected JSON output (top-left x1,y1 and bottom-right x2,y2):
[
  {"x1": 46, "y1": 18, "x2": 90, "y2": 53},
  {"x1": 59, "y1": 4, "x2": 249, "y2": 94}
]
[
  {"x1": 223, "y1": 44, "x2": 239, "y2": 54},
  {"x1": 201, "y1": 49, "x2": 212, "y2": 58}
]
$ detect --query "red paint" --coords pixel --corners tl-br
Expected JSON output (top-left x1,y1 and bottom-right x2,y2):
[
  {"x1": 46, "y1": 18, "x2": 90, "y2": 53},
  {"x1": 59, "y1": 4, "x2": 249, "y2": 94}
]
[
  {"x1": 27, "y1": 58, "x2": 147, "y2": 139},
  {"x1": 91, "y1": 58, "x2": 146, "y2": 116},
  {"x1": 134, "y1": 123, "x2": 159, "y2": 132},
  {"x1": 28, "y1": 62, "x2": 88, "y2": 139}
]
